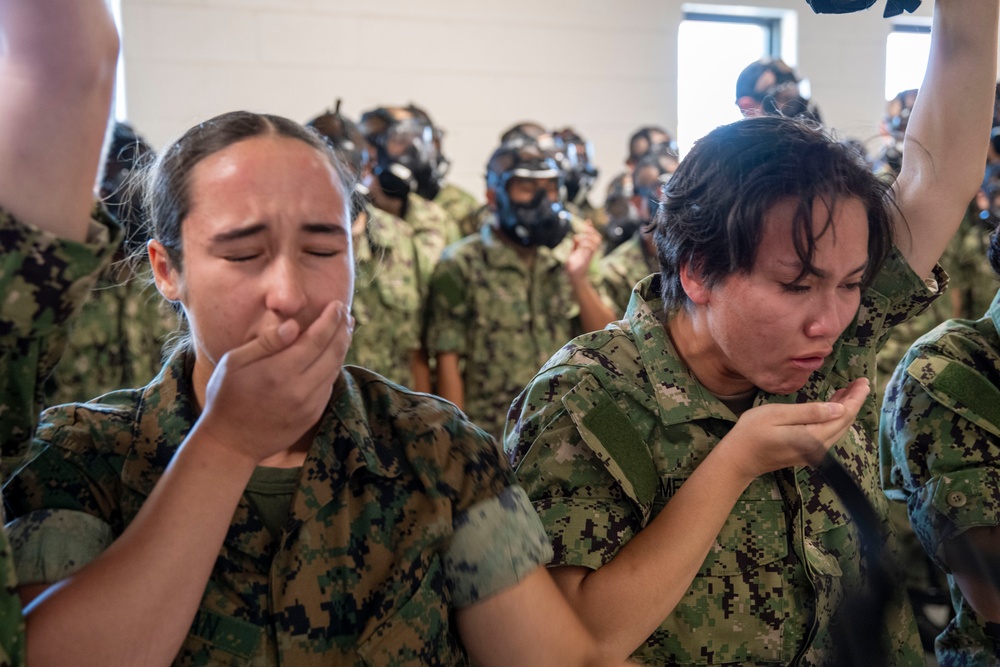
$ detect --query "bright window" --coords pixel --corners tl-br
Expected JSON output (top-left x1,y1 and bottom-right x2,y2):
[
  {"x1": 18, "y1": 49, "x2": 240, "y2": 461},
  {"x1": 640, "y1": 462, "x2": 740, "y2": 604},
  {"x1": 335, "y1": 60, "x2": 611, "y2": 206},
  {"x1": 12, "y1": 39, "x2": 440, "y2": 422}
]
[
  {"x1": 885, "y1": 24, "x2": 931, "y2": 101},
  {"x1": 677, "y1": 12, "x2": 779, "y2": 156}
]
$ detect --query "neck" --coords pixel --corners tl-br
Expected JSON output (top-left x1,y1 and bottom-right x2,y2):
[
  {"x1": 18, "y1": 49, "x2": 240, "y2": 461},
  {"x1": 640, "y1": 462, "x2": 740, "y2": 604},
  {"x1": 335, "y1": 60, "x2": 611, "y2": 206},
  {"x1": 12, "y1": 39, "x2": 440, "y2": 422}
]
[{"x1": 667, "y1": 308, "x2": 753, "y2": 396}]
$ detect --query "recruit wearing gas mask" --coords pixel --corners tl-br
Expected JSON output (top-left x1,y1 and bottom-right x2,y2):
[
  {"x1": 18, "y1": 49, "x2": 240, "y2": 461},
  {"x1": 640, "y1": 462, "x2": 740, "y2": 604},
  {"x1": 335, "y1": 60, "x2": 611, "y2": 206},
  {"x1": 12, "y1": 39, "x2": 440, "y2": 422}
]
[
  {"x1": 554, "y1": 128, "x2": 599, "y2": 208},
  {"x1": 307, "y1": 100, "x2": 370, "y2": 222},
  {"x1": 360, "y1": 107, "x2": 444, "y2": 202},
  {"x1": 487, "y1": 142, "x2": 571, "y2": 249},
  {"x1": 735, "y1": 58, "x2": 823, "y2": 125}
]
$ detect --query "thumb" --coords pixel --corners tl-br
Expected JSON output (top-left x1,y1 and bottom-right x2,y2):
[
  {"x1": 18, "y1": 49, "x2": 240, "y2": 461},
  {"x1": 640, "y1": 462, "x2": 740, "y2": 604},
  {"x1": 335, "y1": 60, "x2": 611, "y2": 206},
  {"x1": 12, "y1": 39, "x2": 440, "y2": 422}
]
[
  {"x1": 224, "y1": 319, "x2": 301, "y2": 368},
  {"x1": 772, "y1": 400, "x2": 847, "y2": 426}
]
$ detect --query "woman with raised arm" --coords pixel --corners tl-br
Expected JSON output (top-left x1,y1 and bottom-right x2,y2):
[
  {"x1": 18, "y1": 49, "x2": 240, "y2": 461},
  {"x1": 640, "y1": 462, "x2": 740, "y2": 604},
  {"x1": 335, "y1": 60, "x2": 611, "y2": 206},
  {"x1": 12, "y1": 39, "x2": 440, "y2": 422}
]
[{"x1": 506, "y1": 0, "x2": 1000, "y2": 664}]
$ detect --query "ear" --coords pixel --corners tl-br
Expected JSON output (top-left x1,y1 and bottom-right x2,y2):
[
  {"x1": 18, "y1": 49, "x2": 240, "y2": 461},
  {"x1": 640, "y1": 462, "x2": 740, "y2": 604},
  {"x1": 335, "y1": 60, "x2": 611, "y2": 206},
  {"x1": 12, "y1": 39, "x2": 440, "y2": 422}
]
[
  {"x1": 678, "y1": 259, "x2": 711, "y2": 306},
  {"x1": 148, "y1": 239, "x2": 183, "y2": 303}
]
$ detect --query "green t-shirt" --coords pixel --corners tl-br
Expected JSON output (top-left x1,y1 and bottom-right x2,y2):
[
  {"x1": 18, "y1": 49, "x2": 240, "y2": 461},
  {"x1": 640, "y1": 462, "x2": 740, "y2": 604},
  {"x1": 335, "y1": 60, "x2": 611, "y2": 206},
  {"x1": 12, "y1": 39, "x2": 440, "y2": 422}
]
[{"x1": 244, "y1": 466, "x2": 301, "y2": 541}]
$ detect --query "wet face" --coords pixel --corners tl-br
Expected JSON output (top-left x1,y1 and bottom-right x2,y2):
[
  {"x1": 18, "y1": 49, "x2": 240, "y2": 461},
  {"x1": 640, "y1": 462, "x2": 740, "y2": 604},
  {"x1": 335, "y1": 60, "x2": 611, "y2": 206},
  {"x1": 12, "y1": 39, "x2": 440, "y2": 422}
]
[
  {"x1": 690, "y1": 196, "x2": 869, "y2": 395},
  {"x1": 150, "y1": 134, "x2": 353, "y2": 394}
]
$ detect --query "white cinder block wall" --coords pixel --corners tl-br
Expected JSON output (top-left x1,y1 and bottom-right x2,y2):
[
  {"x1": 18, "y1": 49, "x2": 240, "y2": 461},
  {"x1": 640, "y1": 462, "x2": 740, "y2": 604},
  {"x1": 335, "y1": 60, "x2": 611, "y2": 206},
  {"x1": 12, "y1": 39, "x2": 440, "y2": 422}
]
[{"x1": 121, "y1": 0, "x2": 963, "y2": 203}]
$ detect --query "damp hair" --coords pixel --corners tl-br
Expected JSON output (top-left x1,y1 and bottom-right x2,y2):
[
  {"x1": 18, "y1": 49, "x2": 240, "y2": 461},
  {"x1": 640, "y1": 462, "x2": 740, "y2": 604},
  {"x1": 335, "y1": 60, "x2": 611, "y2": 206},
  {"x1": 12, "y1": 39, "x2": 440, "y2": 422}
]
[{"x1": 654, "y1": 115, "x2": 897, "y2": 312}]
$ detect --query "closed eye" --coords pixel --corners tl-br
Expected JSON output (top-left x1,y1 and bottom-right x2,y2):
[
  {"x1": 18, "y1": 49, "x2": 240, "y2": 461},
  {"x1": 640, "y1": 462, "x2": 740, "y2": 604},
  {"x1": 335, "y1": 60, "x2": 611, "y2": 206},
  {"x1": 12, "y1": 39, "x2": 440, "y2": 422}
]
[
  {"x1": 780, "y1": 282, "x2": 810, "y2": 294},
  {"x1": 225, "y1": 253, "x2": 261, "y2": 263}
]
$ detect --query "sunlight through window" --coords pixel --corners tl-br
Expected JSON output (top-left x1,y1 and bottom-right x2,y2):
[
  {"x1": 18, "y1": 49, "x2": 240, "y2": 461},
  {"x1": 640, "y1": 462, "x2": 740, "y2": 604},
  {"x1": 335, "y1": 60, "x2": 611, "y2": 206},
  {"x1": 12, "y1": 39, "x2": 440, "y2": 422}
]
[
  {"x1": 885, "y1": 25, "x2": 931, "y2": 101},
  {"x1": 677, "y1": 16, "x2": 775, "y2": 156}
]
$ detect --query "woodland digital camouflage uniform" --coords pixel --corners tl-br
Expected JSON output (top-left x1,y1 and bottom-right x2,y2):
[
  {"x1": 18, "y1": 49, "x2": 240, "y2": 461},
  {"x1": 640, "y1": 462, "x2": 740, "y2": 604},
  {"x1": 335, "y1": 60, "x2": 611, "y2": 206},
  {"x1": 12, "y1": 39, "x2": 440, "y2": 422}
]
[
  {"x1": 434, "y1": 183, "x2": 480, "y2": 238},
  {"x1": 876, "y1": 207, "x2": 999, "y2": 403},
  {"x1": 346, "y1": 205, "x2": 423, "y2": 388},
  {"x1": 425, "y1": 214, "x2": 591, "y2": 439},
  {"x1": 5, "y1": 348, "x2": 552, "y2": 666},
  {"x1": 44, "y1": 265, "x2": 174, "y2": 407},
  {"x1": 0, "y1": 206, "x2": 118, "y2": 667},
  {"x1": 403, "y1": 192, "x2": 462, "y2": 293},
  {"x1": 567, "y1": 200, "x2": 609, "y2": 235},
  {"x1": 598, "y1": 233, "x2": 657, "y2": 318},
  {"x1": 506, "y1": 250, "x2": 938, "y2": 666},
  {"x1": 881, "y1": 290, "x2": 1000, "y2": 666}
]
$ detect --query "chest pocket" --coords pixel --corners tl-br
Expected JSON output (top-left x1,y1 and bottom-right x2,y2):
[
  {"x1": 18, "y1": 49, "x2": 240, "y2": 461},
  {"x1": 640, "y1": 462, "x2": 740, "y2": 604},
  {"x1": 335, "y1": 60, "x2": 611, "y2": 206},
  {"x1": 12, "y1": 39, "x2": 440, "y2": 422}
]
[
  {"x1": 355, "y1": 558, "x2": 467, "y2": 667},
  {"x1": 654, "y1": 483, "x2": 795, "y2": 665},
  {"x1": 175, "y1": 608, "x2": 263, "y2": 666}
]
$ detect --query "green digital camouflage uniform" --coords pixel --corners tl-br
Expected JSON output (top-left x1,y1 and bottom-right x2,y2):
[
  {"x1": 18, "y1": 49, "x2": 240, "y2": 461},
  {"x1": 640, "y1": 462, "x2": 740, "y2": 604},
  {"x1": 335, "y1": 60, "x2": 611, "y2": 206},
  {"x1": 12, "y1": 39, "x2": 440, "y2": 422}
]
[
  {"x1": 6, "y1": 348, "x2": 552, "y2": 667},
  {"x1": 567, "y1": 201, "x2": 608, "y2": 235},
  {"x1": 425, "y1": 216, "x2": 588, "y2": 439},
  {"x1": 403, "y1": 192, "x2": 462, "y2": 293},
  {"x1": 0, "y1": 206, "x2": 118, "y2": 667},
  {"x1": 877, "y1": 208, "x2": 998, "y2": 402},
  {"x1": 44, "y1": 265, "x2": 174, "y2": 407},
  {"x1": 598, "y1": 233, "x2": 657, "y2": 318},
  {"x1": 506, "y1": 250, "x2": 938, "y2": 666},
  {"x1": 434, "y1": 183, "x2": 480, "y2": 238},
  {"x1": 881, "y1": 290, "x2": 1000, "y2": 666},
  {"x1": 457, "y1": 204, "x2": 491, "y2": 239},
  {"x1": 876, "y1": 208, "x2": 998, "y2": 637},
  {"x1": 346, "y1": 205, "x2": 423, "y2": 388}
]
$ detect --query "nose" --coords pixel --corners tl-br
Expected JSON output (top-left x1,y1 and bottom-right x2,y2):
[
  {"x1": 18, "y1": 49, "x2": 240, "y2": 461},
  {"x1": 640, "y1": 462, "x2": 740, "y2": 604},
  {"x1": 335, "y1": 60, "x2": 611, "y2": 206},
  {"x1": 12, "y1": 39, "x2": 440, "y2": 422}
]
[
  {"x1": 264, "y1": 256, "x2": 308, "y2": 318},
  {"x1": 803, "y1": 290, "x2": 845, "y2": 340}
]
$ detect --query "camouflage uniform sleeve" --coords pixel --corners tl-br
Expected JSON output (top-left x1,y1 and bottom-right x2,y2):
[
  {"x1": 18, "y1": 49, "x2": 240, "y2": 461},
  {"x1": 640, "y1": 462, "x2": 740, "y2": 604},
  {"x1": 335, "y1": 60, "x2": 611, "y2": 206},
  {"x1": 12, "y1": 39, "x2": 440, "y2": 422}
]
[
  {"x1": 7, "y1": 510, "x2": 113, "y2": 585},
  {"x1": 446, "y1": 485, "x2": 553, "y2": 608},
  {"x1": 5, "y1": 403, "x2": 127, "y2": 584},
  {"x1": 401, "y1": 402, "x2": 552, "y2": 606},
  {"x1": 868, "y1": 247, "x2": 948, "y2": 351},
  {"x1": 504, "y1": 364, "x2": 644, "y2": 571},
  {"x1": 880, "y1": 323, "x2": 1000, "y2": 571},
  {"x1": 0, "y1": 206, "x2": 120, "y2": 475},
  {"x1": 424, "y1": 249, "x2": 469, "y2": 357}
]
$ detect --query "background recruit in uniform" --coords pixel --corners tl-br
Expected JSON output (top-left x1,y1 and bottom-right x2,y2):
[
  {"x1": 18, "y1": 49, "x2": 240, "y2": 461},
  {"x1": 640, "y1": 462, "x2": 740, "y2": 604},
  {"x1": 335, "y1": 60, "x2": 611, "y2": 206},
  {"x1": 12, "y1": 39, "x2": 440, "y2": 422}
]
[{"x1": 117, "y1": 0, "x2": 992, "y2": 201}]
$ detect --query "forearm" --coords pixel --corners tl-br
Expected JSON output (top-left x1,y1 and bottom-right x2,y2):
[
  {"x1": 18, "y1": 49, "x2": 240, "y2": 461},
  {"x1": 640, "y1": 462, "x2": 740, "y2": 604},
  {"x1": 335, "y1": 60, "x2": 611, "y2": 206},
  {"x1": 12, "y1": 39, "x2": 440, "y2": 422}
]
[
  {"x1": 0, "y1": 0, "x2": 119, "y2": 242},
  {"x1": 435, "y1": 352, "x2": 465, "y2": 409},
  {"x1": 570, "y1": 274, "x2": 617, "y2": 333},
  {"x1": 945, "y1": 525, "x2": 1000, "y2": 622},
  {"x1": 410, "y1": 348, "x2": 432, "y2": 393},
  {"x1": 23, "y1": 425, "x2": 257, "y2": 667},
  {"x1": 554, "y1": 444, "x2": 753, "y2": 659}
]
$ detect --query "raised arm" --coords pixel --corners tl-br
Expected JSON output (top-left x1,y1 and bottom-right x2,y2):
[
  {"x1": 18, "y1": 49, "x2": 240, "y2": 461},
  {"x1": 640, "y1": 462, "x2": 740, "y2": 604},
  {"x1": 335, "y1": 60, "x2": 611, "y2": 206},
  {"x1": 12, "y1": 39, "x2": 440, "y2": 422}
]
[
  {"x1": 0, "y1": 0, "x2": 119, "y2": 241},
  {"x1": 892, "y1": 0, "x2": 1000, "y2": 279}
]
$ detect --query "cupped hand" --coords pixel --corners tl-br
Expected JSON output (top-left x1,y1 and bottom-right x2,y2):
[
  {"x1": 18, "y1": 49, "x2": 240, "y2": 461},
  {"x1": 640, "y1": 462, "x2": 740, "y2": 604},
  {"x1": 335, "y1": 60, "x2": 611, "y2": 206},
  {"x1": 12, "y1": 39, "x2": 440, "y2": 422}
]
[
  {"x1": 195, "y1": 300, "x2": 354, "y2": 464},
  {"x1": 720, "y1": 377, "x2": 870, "y2": 483}
]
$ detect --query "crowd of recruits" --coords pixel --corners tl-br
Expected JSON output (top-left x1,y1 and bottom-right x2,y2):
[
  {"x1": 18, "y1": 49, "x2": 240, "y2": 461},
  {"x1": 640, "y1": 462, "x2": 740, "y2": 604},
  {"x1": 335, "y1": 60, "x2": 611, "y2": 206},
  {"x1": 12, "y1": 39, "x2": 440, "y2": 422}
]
[{"x1": 5, "y1": 0, "x2": 1000, "y2": 664}]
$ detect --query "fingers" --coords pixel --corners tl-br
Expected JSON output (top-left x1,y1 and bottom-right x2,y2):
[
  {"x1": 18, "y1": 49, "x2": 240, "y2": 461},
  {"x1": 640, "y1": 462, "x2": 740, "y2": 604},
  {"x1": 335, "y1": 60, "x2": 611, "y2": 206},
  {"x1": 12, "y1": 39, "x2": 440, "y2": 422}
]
[
  {"x1": 286, "y1": 300, "x2": 351, "y2": 376},
  {"x1": 223, "y1": 318, "x2": 301, "y2": 369}
]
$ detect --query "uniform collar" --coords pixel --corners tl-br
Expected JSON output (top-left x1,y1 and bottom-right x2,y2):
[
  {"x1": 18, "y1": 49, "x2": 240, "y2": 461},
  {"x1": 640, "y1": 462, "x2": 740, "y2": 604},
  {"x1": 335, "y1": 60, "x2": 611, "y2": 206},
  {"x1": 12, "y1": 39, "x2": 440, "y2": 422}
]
[
  {"x1": 123, "y1": 349, "x2": 402, "y2": 517},
  {"x1": 623, "y1": 275, "x2": 742, "y2": 426}
]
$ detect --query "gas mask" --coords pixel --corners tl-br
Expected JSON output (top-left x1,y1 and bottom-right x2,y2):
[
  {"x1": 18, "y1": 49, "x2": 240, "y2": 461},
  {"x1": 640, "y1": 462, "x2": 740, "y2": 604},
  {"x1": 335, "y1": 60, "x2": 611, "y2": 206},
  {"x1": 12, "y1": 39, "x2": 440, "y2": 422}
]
[
  {"x1": 496, "y1": 186, "x2": 571, "y2": 249},
  {"x1": 562, "y1": 141, "x2": 599, "y2": 206},
  {"x1": 373, "y1": 119, "x2": 444, "y2": 201}
]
